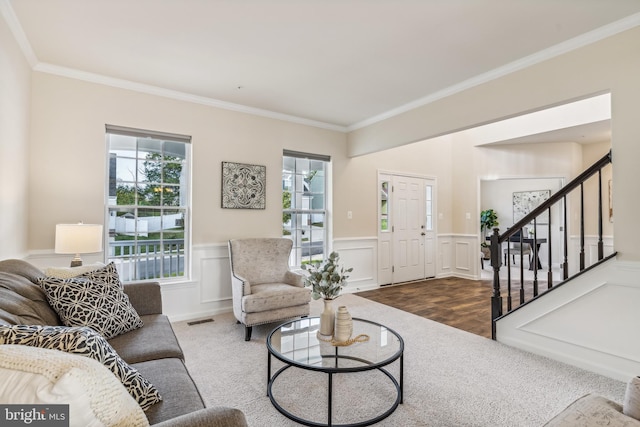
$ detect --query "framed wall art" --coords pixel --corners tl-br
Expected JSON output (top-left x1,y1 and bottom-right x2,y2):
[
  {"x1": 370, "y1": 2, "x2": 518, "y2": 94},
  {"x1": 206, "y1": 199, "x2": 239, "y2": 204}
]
[
  {"x1": 221, "y1": 161, "x2": 266, "y2": 209},
  {"x1": 513, "y1": 190, "x2": 551, "y2": 224}
]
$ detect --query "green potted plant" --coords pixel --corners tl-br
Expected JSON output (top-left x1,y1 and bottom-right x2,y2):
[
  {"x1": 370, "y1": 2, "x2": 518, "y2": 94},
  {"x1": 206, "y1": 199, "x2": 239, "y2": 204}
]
[
  {"x1": 301, "y1": 252, "x2": 353, "y2": 336},
  {"x1": 480, "y1": 209, "x2": 499, "y2": 259}
]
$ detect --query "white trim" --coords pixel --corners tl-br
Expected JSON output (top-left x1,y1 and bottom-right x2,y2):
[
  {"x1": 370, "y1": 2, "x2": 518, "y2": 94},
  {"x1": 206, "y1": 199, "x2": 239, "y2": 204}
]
[
  {"x1": 347, "y1": 13, "x2": 640, "y2": 131},
  {"x1": 496, "y1": 258, "x2": 640, "y2": 381},
  {"x1": 33, "y1": 62, "x2": 347, "y2": 133},
  {"x1": 0, "y1": 0, "x2": 37, "y2": 66}
]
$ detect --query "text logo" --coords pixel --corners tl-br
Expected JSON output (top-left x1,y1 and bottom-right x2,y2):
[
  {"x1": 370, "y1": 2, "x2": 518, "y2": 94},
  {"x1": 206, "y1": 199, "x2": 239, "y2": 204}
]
[{"x1": 0, "y1": 405, "x2": 69, "y2": 426}]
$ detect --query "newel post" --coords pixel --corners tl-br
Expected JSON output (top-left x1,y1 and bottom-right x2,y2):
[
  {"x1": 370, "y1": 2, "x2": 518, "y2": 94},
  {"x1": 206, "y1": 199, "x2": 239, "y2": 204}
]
[{"x1": 490, "y1": 227, "x2": 502, "y2": 339}]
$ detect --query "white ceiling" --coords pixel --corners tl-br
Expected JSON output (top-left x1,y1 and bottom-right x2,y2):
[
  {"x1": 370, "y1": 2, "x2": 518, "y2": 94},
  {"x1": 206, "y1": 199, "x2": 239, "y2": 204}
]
[{"x1": 4, "y1": 0, "x2": 640, "y2": 135}]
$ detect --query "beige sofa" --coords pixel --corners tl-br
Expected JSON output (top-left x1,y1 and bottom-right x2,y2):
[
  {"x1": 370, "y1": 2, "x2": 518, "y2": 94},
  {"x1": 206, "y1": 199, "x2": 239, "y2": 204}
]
[
  {"x1": 545, "y1": 377, "x2": 640, "y2": 426},
  {"x1": 0, "y1": 259, "x2": 248, "y2": 427}
]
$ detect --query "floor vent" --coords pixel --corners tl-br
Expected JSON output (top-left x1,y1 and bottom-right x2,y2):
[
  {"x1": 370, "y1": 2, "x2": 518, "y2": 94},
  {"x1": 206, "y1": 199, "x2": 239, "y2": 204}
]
[{"x1": 187, "y1": 318, "x2": 214, "y2": 326}]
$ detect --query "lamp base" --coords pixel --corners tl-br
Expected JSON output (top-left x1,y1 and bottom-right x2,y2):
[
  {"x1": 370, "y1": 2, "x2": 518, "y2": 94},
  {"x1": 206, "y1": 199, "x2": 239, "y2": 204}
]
[{"x1": 70, "y1": 254, "x2": 83, "y2": 267}]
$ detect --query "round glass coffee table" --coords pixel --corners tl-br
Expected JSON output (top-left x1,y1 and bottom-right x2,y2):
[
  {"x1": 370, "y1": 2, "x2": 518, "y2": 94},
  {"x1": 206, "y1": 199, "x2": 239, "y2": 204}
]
[{"x1": 266, "y1": 317, "x2": 404, "y2": 427}]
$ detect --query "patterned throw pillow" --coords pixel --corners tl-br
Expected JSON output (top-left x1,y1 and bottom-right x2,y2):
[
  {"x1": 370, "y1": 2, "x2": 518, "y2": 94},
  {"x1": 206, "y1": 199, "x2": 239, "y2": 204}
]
[
  {"x1": 0, "y1": 324, "x2": 161, "y2": 410},
  {"x1": 38, "y1": 263, "x2": 143, "y2": 339}
]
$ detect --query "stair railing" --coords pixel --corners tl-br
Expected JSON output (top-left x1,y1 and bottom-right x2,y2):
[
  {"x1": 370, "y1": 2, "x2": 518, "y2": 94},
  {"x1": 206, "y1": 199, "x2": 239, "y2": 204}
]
[{"x1": 490, "y1": 150, "x2": 612, "y2": 339}]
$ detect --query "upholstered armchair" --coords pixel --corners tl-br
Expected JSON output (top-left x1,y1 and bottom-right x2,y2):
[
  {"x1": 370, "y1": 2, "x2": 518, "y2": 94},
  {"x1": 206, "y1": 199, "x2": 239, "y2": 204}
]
[{"x1": 228, "y1": 238, "x2": 311, "y2": 341}]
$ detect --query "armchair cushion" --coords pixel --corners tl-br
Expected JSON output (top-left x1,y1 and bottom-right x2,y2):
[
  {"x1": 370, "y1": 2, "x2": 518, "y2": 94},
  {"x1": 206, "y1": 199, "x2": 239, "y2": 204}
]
[{"x1": 242, "y1": 283, "x2": 311, "y2": 313}]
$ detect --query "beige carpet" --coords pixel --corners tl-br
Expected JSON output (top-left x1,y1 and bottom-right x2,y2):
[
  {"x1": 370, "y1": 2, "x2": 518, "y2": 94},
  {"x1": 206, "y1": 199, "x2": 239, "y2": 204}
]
[{"x1": 172, "y1": 294, "x2": 625, "y2": 426}]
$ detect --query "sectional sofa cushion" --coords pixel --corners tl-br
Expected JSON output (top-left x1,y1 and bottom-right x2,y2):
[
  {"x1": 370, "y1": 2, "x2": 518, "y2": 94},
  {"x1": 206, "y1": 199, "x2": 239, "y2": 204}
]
[
  {"x1": 0, "y1": 259, "x2": 60, "y2": 326},
  {"x1": 0, "y1": 324, "x2": 161, "y2": 410},
  {"x1": 37, "y1": 263, "x2": 143, "y2": 339},
  {"x1": 108, "y1": 314, "x2": 184, "y2": 364},
  {"x1": 0, "y1": 344, "x2": 149, "y2": 427},
  {"x1": 133, "y1": 358, "x2": 206, "y2": 425}
]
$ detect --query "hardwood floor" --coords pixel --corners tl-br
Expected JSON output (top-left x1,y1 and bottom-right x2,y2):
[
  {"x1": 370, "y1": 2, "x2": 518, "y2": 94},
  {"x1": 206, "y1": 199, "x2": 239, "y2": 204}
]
[{"x1": 356, "y1": 277, "x2": 497, "y2": 338}]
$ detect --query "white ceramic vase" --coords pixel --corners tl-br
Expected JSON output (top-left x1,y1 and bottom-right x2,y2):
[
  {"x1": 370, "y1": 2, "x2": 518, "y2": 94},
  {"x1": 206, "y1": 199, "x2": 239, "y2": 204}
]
[
  {"x1": 333, "y1": 305, "x2": 353, "y2": 343},
  {"x1": 319, "y1": 299, "x2": 335, "y2": 336}
]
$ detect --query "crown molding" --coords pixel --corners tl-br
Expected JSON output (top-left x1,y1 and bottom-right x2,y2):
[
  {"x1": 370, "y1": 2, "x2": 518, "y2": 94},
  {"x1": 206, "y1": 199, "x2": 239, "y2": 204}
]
[
  {"x1": 0, "y1": 0, "x2": 37, "y2": 66},
  {"x1": 347, "y1": 12, "x2": 640, "y2": 132},
  {"x1": 33, "y1": 62, "x2": 347, "y2": 133}
]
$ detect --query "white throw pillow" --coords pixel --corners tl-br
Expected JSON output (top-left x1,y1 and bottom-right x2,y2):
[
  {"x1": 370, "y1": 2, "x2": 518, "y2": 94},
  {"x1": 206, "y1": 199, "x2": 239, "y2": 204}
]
[
  {"x1": 0, "y1": 344, "x2": 149, "y2": 427},
  {"x1": 44, "y1": 263, "x2": 105, "y2": 279}
]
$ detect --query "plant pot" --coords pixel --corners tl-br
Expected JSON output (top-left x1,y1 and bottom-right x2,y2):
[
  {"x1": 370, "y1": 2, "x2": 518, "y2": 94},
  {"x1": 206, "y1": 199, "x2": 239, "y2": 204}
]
[{"x1": 481, "y1": 246, "x2": 491, "y2": 260}]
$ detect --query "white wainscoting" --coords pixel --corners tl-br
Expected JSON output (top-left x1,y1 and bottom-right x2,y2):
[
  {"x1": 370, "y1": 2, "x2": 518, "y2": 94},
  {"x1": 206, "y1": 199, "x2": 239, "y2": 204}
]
[
  {"x1": 496, "y1": 258, "x2": 640, "y2": 382},
  {"x1": 333, "y1": 237, "x2": 378, "y2": 293},
  {"x1": 26, "y1": 234, "x2": 612, "y2": 323},
  {"x1": 438, "y1": 234, "x2": 480, "y2": 280},
  {"x1": 566, "y1": 235, "x2": 615, "y2": 276}
]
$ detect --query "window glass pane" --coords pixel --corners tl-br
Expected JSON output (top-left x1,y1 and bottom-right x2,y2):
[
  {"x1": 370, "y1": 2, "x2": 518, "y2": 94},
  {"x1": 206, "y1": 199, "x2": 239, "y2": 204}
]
[
  {"x1": 309, "y1": 195, "x2": 324, "y2": 210},
  {"x1": 295, "y1": 158, "x2": 310, "y2": 175},
  {"x1": 139, "y1": 159, "x2": 161, "y2": 184},
  {"x1": 283, "y1": 157, "x2": 295, "y2": 174},
  {"x1": 112, "y1": 157, "x2": 137, "y2": 183},
  {"x1": 164, "y1": 141, "x2": 186, "y2": 159},
  {"x1": 307, "y1": 174, "x2": 324, "y2": 194},
  {"x1": 162, "y1": 185, "x2": 181, "y2": 206},
  {"x1": 113, "y1": 183, "x2": 136, "y2": 206},
  {"x1": 163, "y1": 162, "x2": 183, "y2": 184},
  {"x1": 380, "y1": 181, "x2": 389, "y2": 232},
  {"x1": 309, "y1": 160, "x2": 324, "y2": 173}
]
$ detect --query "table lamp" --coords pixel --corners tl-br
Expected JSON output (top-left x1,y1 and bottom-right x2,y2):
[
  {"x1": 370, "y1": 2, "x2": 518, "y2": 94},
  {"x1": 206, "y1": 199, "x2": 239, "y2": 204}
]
[{"x1": 55, "y1": 223, "x2": 104, "y2": 267}]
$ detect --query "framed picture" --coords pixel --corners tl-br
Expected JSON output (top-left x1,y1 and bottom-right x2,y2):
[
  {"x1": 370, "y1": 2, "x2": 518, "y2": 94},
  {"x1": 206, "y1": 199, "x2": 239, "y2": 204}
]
[
  {"x1": 513, "y1": 190, "x2": 551, "y2": 224},
  {"x1": 221, "y1": 161, "x2": 266, "y2": 209}
]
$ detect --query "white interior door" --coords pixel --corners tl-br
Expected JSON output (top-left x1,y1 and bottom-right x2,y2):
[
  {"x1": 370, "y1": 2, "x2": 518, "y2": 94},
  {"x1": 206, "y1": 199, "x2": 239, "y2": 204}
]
[{"x1": 392, "y1": 175, "x2": 425, "y2": 283}]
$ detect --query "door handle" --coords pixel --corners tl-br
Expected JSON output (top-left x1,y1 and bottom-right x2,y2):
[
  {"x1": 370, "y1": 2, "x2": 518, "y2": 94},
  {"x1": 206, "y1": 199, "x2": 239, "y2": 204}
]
[{"x1": 421, "y1": 232, "x2": 426, "y2": 236}]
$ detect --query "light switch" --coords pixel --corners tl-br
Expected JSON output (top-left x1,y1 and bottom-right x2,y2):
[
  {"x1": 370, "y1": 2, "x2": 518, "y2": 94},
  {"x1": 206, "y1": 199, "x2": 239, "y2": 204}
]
[
  {"x1": 347, "y1": 211, "x2": 353, "y2": 219},
  {"x1": 465, "y1": 212, "x2": 471, "y2": 220}
]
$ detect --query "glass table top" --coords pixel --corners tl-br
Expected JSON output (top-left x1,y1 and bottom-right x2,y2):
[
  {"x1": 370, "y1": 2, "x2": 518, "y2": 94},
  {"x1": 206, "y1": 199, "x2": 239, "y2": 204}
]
[{"x1": 267, "y1": 317, "x2": 403, "y2": 372}]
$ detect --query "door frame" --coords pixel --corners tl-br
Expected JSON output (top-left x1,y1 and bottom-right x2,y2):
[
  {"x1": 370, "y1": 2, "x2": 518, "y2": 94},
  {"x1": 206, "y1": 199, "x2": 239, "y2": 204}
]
[{"x1": 377, "y1": 170, "x2": 438, "y2": 285}]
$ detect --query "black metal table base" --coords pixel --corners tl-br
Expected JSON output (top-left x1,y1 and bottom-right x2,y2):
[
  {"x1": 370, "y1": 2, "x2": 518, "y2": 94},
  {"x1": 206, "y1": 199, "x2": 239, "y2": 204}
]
[{"x1": 267, "y1": 354, "x2": 403, "y2": 427}]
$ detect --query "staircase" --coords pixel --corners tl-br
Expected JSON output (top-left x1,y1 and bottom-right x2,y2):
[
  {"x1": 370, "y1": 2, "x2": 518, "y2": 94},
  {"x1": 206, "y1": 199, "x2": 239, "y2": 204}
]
[{"x1": 489, "y1": 150, "x2": 613, "y2": 339}]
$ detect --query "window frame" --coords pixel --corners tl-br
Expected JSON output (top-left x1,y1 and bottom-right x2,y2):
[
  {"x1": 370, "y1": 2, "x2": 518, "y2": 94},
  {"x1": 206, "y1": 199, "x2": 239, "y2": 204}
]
[
  {"x1": 282, "y1": 150, "x2": 330, "y2": 268},
  {"x1": 105, "y1": 125, "x2": 191, "y2": 283}
]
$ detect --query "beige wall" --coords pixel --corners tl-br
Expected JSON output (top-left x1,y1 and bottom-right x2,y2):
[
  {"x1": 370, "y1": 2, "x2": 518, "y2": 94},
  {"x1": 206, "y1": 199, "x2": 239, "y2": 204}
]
[
  {"x1": 348, "y1": 26, "x2": 640, "y2": 262},
  {"x1": 27, "y1": 73, "x2": 347, "y2": 251},
  {"x1": 333, "y1": 134, "x2": 454, "y2": 237},
  {"x1": 581, "y1": 141, "x2": 613, "y2": 236},
  {"x1": 0, "y1": 16, "x2": 31, "y2": 259}
]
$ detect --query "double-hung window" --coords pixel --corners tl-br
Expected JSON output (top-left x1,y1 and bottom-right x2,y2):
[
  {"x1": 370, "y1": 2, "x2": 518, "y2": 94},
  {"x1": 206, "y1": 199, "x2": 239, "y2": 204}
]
[
  {"x1": 106, "y1": 125, "x2": 191, "y2": 281},
  {"x1": 282, "y1": 150, "x2": 329, "y2": 267}
]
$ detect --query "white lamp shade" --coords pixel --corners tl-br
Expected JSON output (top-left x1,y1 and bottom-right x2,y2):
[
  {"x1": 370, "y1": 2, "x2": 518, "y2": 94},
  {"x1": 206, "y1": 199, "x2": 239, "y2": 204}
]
[{"x1": 55, "y1": 223, "x2": 104, "y2": 254}]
